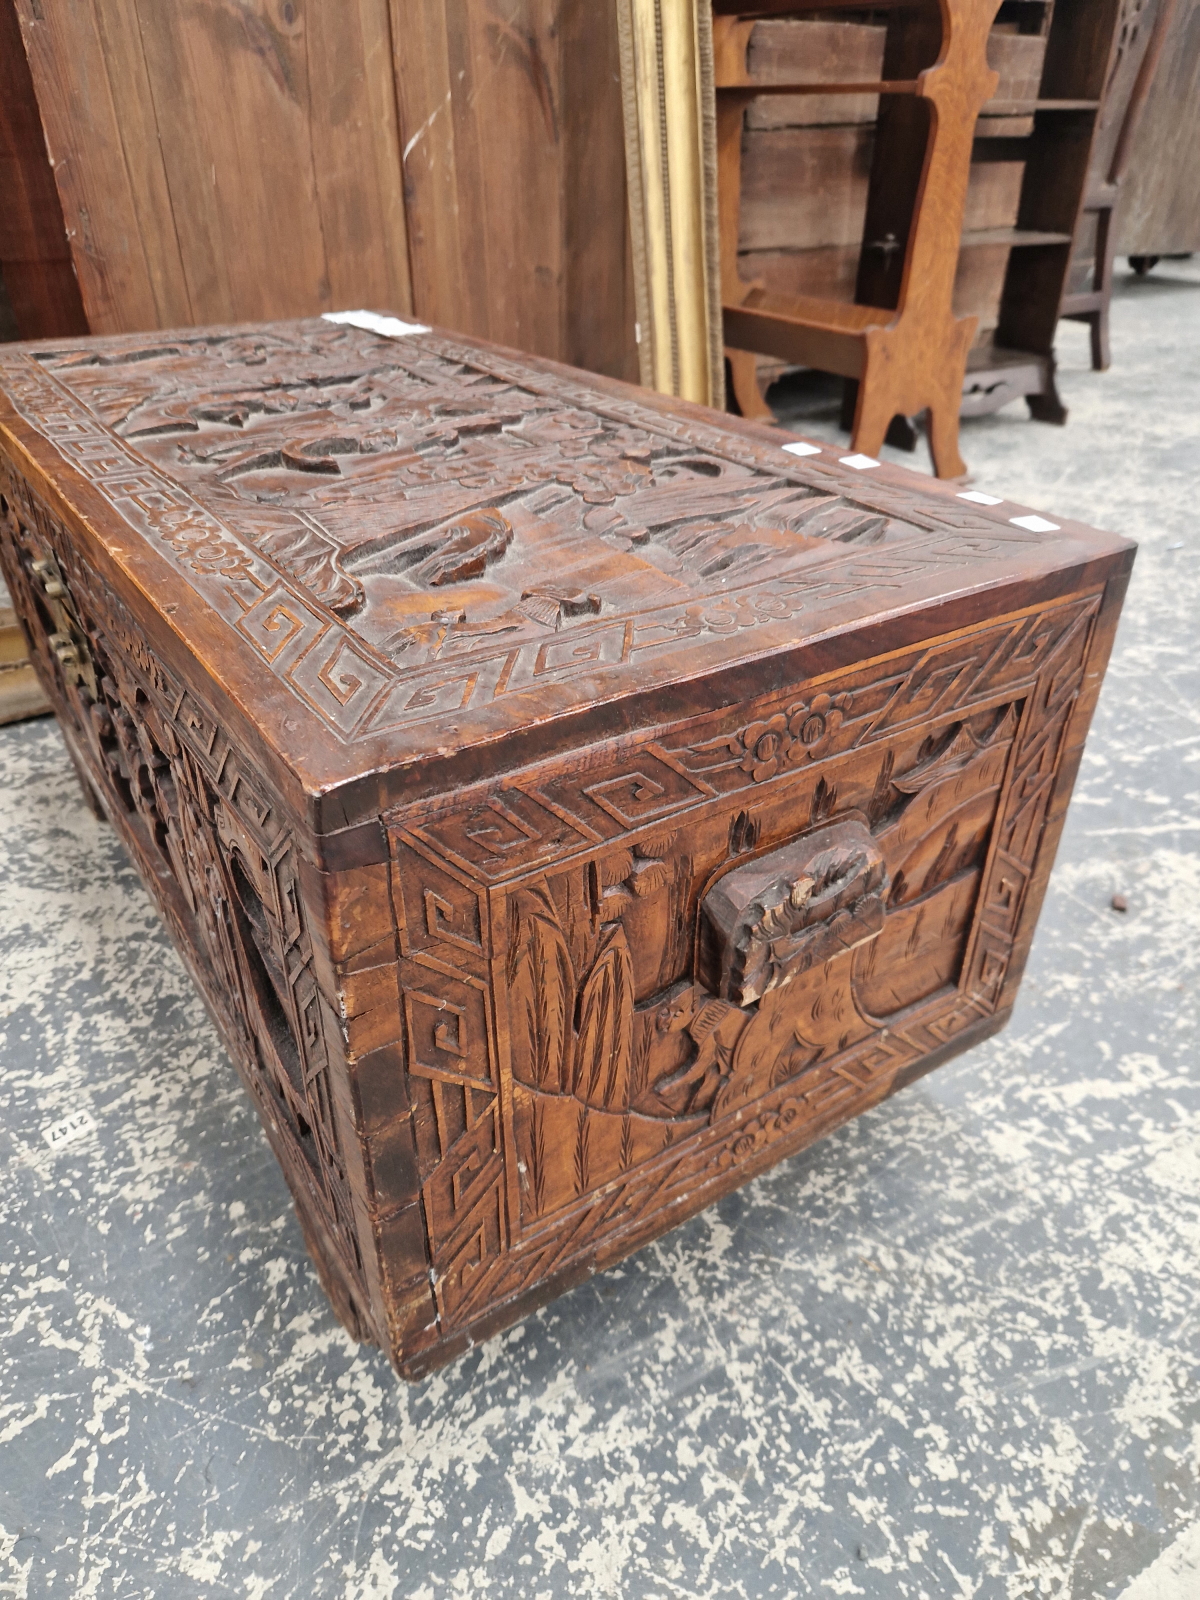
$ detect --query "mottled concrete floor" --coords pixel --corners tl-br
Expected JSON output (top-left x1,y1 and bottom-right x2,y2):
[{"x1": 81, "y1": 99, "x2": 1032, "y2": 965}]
[{"x1": 2, "y1": 262, "x2": 1199, "y2": 1600}]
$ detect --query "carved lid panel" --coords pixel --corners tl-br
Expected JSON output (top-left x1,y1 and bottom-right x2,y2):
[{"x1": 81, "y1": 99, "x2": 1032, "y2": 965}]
[{"x1": 0, "y1": 318, "x2": 1132, "y2": 815}]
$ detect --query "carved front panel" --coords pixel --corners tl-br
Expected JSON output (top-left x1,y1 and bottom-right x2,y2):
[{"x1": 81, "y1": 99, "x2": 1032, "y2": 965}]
[{"x1": 387, "y1": 591, "x2": 1100, "y2": 1335}]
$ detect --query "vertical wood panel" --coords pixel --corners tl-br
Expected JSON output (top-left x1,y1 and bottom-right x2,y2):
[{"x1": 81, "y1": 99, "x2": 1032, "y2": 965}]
[
  {"x1": 392, "y1": 0, "x2": 562, "y2": 353},
  {"x1": 0, "y1": 0, "x2": 89, "y2": 339},
  {"x1": 16, "y1": 0, "x2": 412, "y2": 333},
  {"x1": 14, "y1": 0, "x2": 174, "y2": 332},
  {"x1": 88, "y1": 0, "x2": 196, "y2": 327},
  {"x1": 561, "y1": 3, "x2": 637, "y2": 380},
  {"x1": 130, "y1": 1, "x2": 332, "y2": 321},
  {"x1": 390, "y1": 3, "x2": 470, "y2": 331},
  {"x1": 393, "y1": 0, "x2": 637, "y2": 377},
  {"x1": 451, "y1": 0, "x2": 565, "y2": 356},
  {"x1": 1114, "y1": 0, "x2": 1200, "y2": 254},
  {"x1": 307, "y1": 0, "x2": 412, "y2": 312}
]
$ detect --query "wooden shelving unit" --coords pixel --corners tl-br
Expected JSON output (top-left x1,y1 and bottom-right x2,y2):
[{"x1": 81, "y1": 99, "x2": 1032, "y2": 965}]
[
  {"x1": 1059, "y1": 0, "x2": 1180, "y2": 372},
  {"x1": 964, "y1": 0, "x2": 1133, "y2": 423},
  {"x1": 718, "y1": 0, "x2": 1147, "y2": 460},
  {"x1": 716, "y1": 0, "x2": 1005, "y2": 478},
  {"x1": 962, "y1": 228, "x2": 1074, "y2": 247}
]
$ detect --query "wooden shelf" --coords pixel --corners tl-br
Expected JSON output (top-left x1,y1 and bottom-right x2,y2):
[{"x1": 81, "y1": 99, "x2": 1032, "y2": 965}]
[
  {"x1": 715, "y1": 78, "x2": 917, "y2": 94},
  {"x1": 719, "y1": 89, "x2": 1098, "y2": 109},
  {"x1": 983, "y1": 98, "x2": 1101, "y2": 115},
  {"x1": 723, "y1": 288, "x2": 886, "y2": 380},
  {"x1": 961, "y1": 341, "x2": 1062, "y2": 423},
  {"x1": 966, "y1": 342, "x2": 1048, "y2": 373},
  {"x1": 966, "y1": 337, "x2": 1056, "y2": 419},
  {"x1": 862, "y1": 227, "x2": 1073, "y2": 256},
  {"x1": 733, "y1": 286, "x2": 886, "y2": 331},
  {"x1": 960, "y1": 227, "x2": 1074, "y2": 248},
  {"x1": 713, "y1": 0, "x2": 914, "y2": 16},
  {"x1": 972, "y1": 108, "x2": 1103, "y2": 165}
]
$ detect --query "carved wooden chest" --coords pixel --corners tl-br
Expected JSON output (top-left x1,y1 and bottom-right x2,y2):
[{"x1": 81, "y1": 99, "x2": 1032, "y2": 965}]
[{"x1": 0, "y1": 316, "x2": 1132, "y2": 1377}]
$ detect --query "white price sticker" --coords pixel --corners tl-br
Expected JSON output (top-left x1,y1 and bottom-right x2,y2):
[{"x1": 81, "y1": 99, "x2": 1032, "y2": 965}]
[
  {"x1": 1010, "y1": 514, "x2": 1060, "y2": 533},
  {"x1": 41, "y1": 1109, "x2": 97, "y2": 1150},
  {"x1": 321, "y1": 309, "x2": 430, "y2": 338}
]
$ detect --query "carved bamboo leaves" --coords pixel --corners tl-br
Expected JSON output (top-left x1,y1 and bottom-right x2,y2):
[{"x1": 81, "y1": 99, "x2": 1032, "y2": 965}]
[
  {"x1": 507, "y1": 881, "x2": 635, "y2": 1112},
  {"x1": 574, "y1": 925, "x2": 635, "y2": 1110},
  {"x1": 507, "y1": 882, "x2": 575, "y2": 1096},
  {"x1": 495, "y1": 681, "x2": 1043, "y2": 1234}
]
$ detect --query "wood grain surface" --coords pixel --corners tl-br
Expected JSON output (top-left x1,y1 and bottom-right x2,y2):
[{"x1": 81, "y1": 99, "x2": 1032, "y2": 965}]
[
  {"x1": 10, "y1": 0, "x2": 636, "y2": 379},
  {"x1": 1115, "y1": 0, "x2": 1200, "y2": 254},
  {"x1": 394, "y1": 0, "x2": 636, "y2": 379},
  {"x1": 0, "y1": 0, "x2": 88, "y2": 342},
  {"x1": 12, "y1": 0, "x2": 413, "y2": 335}
]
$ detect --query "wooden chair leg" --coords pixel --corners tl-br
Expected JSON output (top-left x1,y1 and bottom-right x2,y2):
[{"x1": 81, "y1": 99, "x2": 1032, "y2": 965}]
[
  {"x1": 1089, "y1": 309, "x2": 1111, "y2": 372},
  {"x1": 725, "y1": 349, "x2": 774, "y2": 421},
  {"x1": 1091, "y1": 206, "x2": 1114, "y2": 372},
  {"x1": 925, "y1": 399, "x2": 968, "y2": 481},
  {"x1": 839, "y1": 377, "x2": 858, "y2": 434},
  {"x1": 844, "y1": 385, "x2": 919, "y2": 452},
  {"x1": 849, "y1": 366, "x2": 892, "y2": 461},
  {"x1": 1027, "y1": 358, "x2": 1068, "y2": 425}
]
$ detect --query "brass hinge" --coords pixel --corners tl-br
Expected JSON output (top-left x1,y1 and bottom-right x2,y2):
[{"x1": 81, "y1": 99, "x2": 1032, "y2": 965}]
[{"x1": 30, "y1": 554, "x2": 97, "y2": 700}]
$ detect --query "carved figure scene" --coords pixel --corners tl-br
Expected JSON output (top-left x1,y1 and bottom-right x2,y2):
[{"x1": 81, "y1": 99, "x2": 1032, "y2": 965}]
[
  {"x1": 488, "y1": 696, "x2": 1020, "y2": 1226},
  {"x1": 384, "y1": 583, "x2": 1101, "y2": 1295},
  {"x1": 32, "y1": 321, "x2": 927, "y2": 669}
]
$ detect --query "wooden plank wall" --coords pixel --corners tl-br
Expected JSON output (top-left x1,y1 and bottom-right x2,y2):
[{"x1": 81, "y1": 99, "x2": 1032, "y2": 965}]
[
  {"x1": 1116, "y1": 0, "x2": 1200, "y2": 255},
  {"x1": 13, "y1": 0, "x2": 413, "y2": 333},
  {"x1": 6, "y1": 0, "x2": 637, "y2": 381},
  {"x1": 392, "y1": 0, "x2": 637, "y2": 378},
  {"x1": 0, "y1": 0, "x2": 88, "y2": 340}
]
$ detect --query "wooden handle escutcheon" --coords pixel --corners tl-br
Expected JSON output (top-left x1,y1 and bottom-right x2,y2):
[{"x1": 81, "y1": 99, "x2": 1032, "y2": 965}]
[{"x1": 700, "y1": 818, "x2": 888, "y2": 1007}]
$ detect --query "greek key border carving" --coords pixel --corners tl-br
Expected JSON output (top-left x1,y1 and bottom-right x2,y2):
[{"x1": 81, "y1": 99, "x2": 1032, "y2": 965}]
[
  {"x1": 1, "y1": 324, "x2": 1067, "y2": 746},
  {"x1": 386, "y1": 588, "x2": 1101, "y2": 1336}
]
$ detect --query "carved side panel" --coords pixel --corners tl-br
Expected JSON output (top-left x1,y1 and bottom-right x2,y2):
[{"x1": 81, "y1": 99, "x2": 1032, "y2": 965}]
[
  {"x1": 387, "y1": 591, "x2": 1102, "y2": 1343},
  {"x1": 0, "y1": 466, "x2": 372, "y2": 1330}
]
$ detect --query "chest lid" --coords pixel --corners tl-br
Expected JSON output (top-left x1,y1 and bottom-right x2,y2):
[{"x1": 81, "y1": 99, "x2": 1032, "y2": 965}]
[{"x1": 0, "y1": 316, "x2": 1132, "y2": 829}]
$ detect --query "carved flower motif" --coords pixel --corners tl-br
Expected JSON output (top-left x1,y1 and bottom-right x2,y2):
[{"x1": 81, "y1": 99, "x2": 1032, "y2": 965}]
[
  {"x1": 737, "y1": 714, "x2": 790, "y2": 782},
  {"x1": 718, "y1": 1118, "x2": 771, "y2": 1169},
  {"x1": 728, "y1": 693, "x2": 854, "y2": 783},
  {"x1": 774, "y1": 1098, "x2": 802, "y2": 1132},
  {"x1": 786, "y1": 692, "x2": 853, "y2": 760}
]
